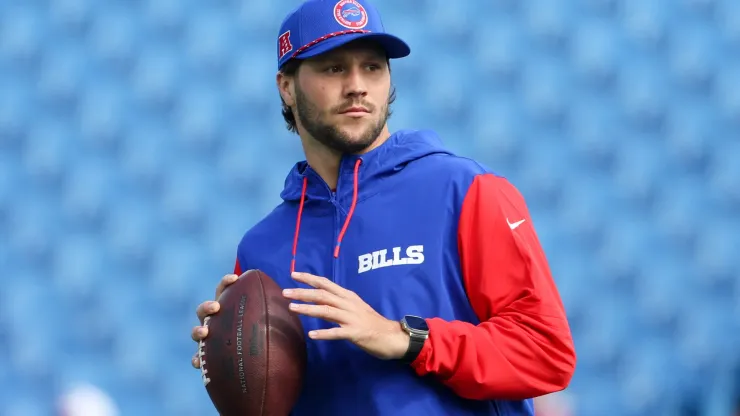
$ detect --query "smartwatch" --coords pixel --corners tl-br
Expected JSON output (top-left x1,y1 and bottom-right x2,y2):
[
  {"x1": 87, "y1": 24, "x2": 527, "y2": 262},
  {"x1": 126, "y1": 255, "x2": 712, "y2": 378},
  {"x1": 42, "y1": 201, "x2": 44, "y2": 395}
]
[{"x1": 400, "y1": 315, "x2": 429, "y2": 363}]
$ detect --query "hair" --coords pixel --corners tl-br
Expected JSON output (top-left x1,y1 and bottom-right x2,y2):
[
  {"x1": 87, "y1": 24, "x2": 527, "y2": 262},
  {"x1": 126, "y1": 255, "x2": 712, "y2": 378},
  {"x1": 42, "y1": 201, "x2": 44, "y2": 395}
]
[{"x1": 279, "y1": 58, "x2": 396, "y2": 134}]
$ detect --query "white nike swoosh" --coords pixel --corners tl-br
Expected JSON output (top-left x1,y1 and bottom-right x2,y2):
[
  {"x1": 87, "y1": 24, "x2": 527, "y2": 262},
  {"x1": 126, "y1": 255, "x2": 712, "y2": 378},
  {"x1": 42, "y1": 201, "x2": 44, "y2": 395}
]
[{"x1": 507, "y1": 218, "x2": 526, "y2": 230}]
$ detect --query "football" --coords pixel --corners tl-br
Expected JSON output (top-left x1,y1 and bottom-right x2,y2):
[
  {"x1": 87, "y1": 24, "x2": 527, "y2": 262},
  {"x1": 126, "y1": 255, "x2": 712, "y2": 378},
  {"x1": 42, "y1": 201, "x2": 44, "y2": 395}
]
[{"x1": 198, "y1": 269, "x2": 307, "y2": 416}]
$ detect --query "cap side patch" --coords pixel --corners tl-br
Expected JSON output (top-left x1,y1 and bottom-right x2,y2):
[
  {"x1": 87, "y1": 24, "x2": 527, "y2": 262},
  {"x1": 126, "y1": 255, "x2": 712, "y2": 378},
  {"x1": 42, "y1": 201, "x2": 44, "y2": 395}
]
[{"x1": 278, "y1": 30, "x2": 293, "y2": 60}]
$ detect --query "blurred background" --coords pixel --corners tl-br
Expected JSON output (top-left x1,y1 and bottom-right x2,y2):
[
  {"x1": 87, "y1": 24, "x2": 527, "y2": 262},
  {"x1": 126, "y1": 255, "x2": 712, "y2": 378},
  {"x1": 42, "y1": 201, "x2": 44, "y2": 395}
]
[{"x1": 1, "y1": 0, "x2": 739, "y2": 415}]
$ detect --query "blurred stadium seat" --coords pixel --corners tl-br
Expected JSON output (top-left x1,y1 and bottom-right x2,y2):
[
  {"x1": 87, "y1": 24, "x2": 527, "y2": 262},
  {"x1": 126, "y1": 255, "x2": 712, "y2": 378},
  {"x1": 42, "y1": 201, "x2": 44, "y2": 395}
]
[{"x1": 1, "y1": 0, "x2": 738, "y2": 415}]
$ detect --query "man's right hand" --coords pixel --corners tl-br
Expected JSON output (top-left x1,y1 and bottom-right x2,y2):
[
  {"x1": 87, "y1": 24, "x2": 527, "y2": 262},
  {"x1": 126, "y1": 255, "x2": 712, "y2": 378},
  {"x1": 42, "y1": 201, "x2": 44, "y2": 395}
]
[{"x1": 191, "y1": 273, "x2": 240, "y2": 369}]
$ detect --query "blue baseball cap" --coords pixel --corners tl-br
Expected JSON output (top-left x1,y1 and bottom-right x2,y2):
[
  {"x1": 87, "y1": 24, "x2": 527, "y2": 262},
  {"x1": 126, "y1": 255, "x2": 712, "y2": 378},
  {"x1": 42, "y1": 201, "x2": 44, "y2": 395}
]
[{"x1": 276, "y1": 0, "x2": 411, "y2": 70}]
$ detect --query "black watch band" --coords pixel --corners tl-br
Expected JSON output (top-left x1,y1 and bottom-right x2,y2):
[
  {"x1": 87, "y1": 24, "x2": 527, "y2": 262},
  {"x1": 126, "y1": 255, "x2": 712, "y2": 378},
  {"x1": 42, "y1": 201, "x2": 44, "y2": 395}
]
[
  {"x1": 400, "y1": 315, "x2": 429, "y2": 363},
  {"x1": 401, "y1": 335, "x2": 426, "y2": 363}
]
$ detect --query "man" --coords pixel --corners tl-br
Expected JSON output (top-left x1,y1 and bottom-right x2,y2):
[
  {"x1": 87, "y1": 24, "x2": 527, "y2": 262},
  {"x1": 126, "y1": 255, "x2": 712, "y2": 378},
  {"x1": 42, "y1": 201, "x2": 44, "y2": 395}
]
[{"x1": 191, "y1": 0, "x2": 576, "y2": 414}]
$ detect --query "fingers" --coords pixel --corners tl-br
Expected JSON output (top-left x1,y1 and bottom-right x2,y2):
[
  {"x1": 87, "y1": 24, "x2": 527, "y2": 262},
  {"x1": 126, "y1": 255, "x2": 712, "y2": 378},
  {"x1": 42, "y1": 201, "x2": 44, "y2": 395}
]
[
  {"x1": 215, "y1": 273, "x2": 239, "y2": 299},
  {"x1": 306, "y1": 326, "x2": 354, "y2": 340},
  {"x1": 192, "y1": 302, "x2": 214, "y2": 370},
  {"x1": 196, "y1": 301, "x2": 220, "y2": 324},
  {"x1": 191, "y1": 325, "x2": 207, "y2": 369},
  {"x1": 291, "y1": 272, "x2": 354, "y2": 298},
  {"x1": 191, "y1": 273, "x2": 238, "y2": 370},
  {"x1": 282, "y1": 287, "x2": 347, "y2": 309},
  {"x1": 288, "y1": 302, "x2": 348, "y2": 324},
  {"x1": 191, "y1": 324, "x2": 209, "y2": 342}
]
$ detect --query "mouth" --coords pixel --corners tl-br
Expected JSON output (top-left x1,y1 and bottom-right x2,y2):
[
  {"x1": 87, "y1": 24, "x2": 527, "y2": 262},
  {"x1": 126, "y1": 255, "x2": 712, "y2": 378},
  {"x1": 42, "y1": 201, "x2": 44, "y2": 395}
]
[{"x1": 339, "y1": 106, "x2": 370, "y2": 116}]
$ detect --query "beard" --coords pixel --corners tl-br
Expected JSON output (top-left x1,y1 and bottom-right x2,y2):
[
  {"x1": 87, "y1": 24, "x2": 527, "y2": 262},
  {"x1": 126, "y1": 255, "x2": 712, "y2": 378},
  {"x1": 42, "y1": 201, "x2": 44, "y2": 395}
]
[{"x1": 294, "y1": 84, "x2": 391, "y2": 154}]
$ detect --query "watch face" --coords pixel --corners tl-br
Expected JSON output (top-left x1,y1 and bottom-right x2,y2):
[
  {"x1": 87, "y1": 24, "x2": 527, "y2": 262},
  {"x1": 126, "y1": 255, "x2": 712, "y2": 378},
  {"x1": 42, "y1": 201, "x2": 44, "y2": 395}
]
[{"x1": 404, "y1": 316, "x2": 428, "y2": 332}]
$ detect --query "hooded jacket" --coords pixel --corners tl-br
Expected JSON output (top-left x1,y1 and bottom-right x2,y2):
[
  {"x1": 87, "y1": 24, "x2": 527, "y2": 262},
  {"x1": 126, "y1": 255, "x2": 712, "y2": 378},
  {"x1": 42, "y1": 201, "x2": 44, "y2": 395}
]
[{"x1": 233, "y1": 129, "x2": 576, "y2": 415}]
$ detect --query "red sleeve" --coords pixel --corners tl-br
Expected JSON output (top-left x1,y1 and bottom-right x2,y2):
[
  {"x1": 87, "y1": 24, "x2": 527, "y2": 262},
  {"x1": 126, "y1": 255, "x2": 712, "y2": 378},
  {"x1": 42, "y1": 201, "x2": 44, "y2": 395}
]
[
  {"x1": 234, "y1": 257, "x2": 243, "y2": 275},
  {"x1": 410, "y1": 173, "x2": 576, "y2": 400}
]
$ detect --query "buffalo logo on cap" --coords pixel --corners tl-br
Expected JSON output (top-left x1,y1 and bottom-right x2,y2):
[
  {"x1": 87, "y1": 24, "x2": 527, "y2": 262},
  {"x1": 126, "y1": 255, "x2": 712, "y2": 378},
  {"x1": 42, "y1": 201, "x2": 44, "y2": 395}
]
[{"x1": 334, "y1": 0, "x2": 368, "y2": 29}]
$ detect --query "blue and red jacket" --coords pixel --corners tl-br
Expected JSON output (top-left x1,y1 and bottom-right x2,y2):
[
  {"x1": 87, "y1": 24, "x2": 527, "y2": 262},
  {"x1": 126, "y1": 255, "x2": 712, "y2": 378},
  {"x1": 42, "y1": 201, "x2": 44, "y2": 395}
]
[{"x1": 233, "y1": 129, "x2": 576, "y2": 415}]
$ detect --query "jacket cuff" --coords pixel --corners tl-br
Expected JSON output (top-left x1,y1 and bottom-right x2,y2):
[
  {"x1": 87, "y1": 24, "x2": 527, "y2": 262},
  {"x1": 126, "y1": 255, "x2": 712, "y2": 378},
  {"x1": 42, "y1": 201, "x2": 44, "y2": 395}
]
[{"x1": 410, "y1": 320, "x2": 433, "y2": 375}]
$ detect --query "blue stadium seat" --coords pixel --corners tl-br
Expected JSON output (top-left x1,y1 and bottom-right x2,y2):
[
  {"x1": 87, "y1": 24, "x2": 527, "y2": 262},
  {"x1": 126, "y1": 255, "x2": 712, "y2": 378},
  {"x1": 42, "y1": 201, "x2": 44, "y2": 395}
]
[
  {"x1": 669, "y1": 23, "x2": 720, "y2": 91},
  {"x1": 568, "y1": 376, "x2": 627, "y2": 416},
  {"x1": 633, "y1": 254, "x2": 699, "y2": 330},
  {"x1": 573, "y1": 295, "x2": 638, "y2": 368},
  {"x1": 618, "y1": 61, "x2": 669, "y2": 127},
  {"x1": 674, "y1": 301, "x2": 739, "y2": 378},
  {"x1": 520, "y1": 57, "x2": 570, "y2": 123},
  {"x1": 471, "y1": 18, "x2": 524, "y2": 81},
  {"x1": 159, "y1": 162, "x2": 214, "y2": 232},
  {"x1": 0, "y1": 3, "x2": 46, "y2": 64},
  {"x1": 99, "y1": 278, "x2": 152, "y2": 330},
  {"x1": 692, "y1": 221, "x2": 740, "y2": 288},
  {"x1": 215, "y1": 135, "x2": 266, "y2": 193},
  {"x1": 611, "y1": 136, "x2": 668, "y2": 205},
  {"x1": 523, "y1": 0, "x2": 574, "y2": 45},
  {"x1": 48, "y1": 0, "x2": 94, "y2": 27},
  {"x1": 469, "y1": 95, "x2": 521, "y2": 161},
  {"x1": 0, "y1": 151, "x2": 21, "y2": 208},
  {"x1": 707, "y1": 139, "x2": 740, "y2": 208},
  {"x1": 557, "y1": 174, "x2": 615, "y2": 241},
  {"x1": 664, "y1": 103, "x2": 716, "y2": 172},
  {"x1": 516, "y1": 138, "x2": 573, "y2": 207},
  {"x1": 652, "y1": 177, "x2": 705, "y2": 249},
  {"x1": 59, "y1": 157, "x2": 119, "y2": 228},
  {"x1": 173, "y1": 85, "x2": 227, "y2": 152},
  {"x1": 716, "y1": 62, "x2": 740, "y2": 121},
  {"x1": 111, "y1": 322, "x2": 163, "y2": 386},
  {"x1": 141, "y1": 0, "x2": 187, "y2": 34},
  {"x1": 36, "y1": 42, "x2": 88, "y2": 109},
  {"x1": 183, "y1": 11, "x2": 235, "y2": 72},
  {"x1": 0, "y1": 81, "x2": 32, "y2": 145},
  {"x1": 568, "y1": 98, "x2": 622, "y2": 171},
  {"x1": 51, "y1": 233, "x2": 109, "y2": 299},
  {"x1": 130, "y1": 45, "x2": 184, "y2": 109},
  {"x1": 425, "y1": 0, "x2": 477, "y2": 45},
  {"x1": 149, "y1": 240, "x2": 208, "y2": 306},
  {"x1": 718, "y1": 0, "x2": 740, "y2": 44},
  {"x1": 77, "y1": 82, "x2": 131, "y2": 149},
  {"x1": 620, "y1": 338, "x2": 684, "y2": 395},
  {"x1": 22, "y1": 119, "x2": 72, "y2": 186},
  {"x1": 116, "y1": 121, "x2": 171, "y2": 190},
  {"x1": 227, "y1": 51, "x2": 277, "y2": 108},
  {"x1": 1, "y1": 395, "x2": 55, "y2": 416},
  {"x1": 571, "y1": 19, "x2": 619, "y2": 86},
  {"x1": 6, "y1": 192, "x2": 60, "y2": 265},
  {"x1": 620, "y1": 0, "x2": 670, "y2": 47},
  {"x1": 86, "y1": 4, "x2": 139, "y2": 66},
  {"x1": 233, "y1": 5, "x2": 287, "y2": 46},
  {"x1": 104, "y1": 200, "x2": 157, "y2": 266}
]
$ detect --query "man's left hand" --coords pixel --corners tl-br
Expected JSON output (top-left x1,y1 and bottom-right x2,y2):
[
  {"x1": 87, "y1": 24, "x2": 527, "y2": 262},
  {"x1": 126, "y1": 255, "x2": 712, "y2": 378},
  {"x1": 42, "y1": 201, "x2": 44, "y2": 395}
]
[{"x1": 283, "y1": 272, "x2": 410, "y2": 361}]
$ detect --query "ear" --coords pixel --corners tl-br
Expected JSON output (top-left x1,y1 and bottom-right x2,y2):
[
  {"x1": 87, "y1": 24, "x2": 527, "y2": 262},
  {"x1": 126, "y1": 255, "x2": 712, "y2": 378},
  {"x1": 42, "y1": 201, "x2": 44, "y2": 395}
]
[{"x1": 276, "y1": 71, "x2": 296, "y2": 107}]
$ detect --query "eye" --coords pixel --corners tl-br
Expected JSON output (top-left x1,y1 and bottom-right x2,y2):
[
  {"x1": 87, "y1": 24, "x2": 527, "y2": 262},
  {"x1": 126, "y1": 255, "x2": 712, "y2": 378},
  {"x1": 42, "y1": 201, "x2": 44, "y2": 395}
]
[{"x1": 325, "y1": 65, "x2": 343, "y2": 73}]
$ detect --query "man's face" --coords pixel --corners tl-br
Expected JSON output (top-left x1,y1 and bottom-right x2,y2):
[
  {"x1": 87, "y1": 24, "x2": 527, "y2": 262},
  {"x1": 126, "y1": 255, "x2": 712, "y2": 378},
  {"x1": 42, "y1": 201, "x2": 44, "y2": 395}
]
[{"x1": 290, "y1": 41, "x2": 392, "y2": 154}]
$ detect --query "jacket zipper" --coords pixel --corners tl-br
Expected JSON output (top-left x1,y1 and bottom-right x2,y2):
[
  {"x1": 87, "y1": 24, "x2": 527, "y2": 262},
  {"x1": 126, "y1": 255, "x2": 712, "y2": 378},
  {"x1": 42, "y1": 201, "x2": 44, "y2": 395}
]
[{"x1": 330, "y1": 190, "x2": 340, "y2": 284}]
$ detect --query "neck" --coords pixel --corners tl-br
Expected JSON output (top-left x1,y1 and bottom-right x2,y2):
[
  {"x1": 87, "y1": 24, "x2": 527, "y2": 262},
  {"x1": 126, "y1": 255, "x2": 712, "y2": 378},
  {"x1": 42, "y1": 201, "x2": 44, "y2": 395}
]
[{"x1": 300, "y1": 127, "x2": 391, "y2": 190}]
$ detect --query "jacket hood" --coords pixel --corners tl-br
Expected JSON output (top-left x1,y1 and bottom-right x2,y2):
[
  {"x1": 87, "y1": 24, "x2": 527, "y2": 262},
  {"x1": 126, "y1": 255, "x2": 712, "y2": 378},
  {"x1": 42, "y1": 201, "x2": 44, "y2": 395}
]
[{"x1": 280, "y1": 129, "x2": 454, "y2": 202}]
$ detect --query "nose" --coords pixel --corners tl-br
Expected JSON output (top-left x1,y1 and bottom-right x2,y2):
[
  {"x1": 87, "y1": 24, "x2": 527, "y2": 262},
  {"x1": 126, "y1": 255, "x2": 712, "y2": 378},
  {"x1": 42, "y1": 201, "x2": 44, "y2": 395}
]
[{"x1": 343, "y1": 67, "x2": 368, "y2": 99}]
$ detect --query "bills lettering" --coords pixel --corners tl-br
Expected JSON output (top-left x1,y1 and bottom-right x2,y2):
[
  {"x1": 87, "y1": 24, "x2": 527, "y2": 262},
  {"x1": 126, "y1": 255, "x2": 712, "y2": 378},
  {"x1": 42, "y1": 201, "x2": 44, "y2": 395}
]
[{"x1": 358, "y1": 245, "x2": 424, "y2": 274}]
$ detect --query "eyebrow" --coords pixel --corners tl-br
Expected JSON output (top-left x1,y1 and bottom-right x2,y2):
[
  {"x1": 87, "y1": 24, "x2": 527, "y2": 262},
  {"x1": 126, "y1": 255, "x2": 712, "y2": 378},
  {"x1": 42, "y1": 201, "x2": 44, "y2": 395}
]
[{"x1": 311, "y1": 52, "x2": 386, "y2": 65}]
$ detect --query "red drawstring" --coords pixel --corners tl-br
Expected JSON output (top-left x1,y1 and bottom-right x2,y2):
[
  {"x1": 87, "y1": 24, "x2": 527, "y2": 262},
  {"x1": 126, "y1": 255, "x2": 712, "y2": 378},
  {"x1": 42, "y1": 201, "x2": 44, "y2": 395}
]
[
  {"x1": 290, "y1": 159, "x2": 362, "y2": 273},
  {"x1": 334, "y1": 159, "x2": 361, "y2": 258},
  {"x1": 290, "y1": 176, "x2": 308, "y2": 274}
]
